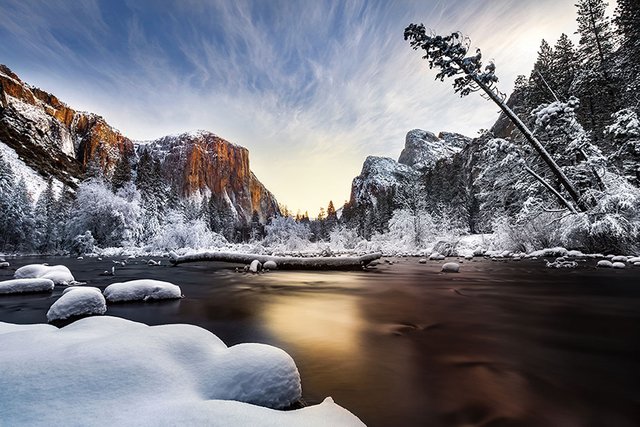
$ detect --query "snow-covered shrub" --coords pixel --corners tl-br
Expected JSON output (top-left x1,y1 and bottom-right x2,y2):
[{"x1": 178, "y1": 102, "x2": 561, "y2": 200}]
[
  {"x1": 71, "y1": 231, "x2": 96, "y2": 255},
  {"x1": 560, "y1": 174, "x2": 640, "y2": 253},
  {"x1": 329, "y1": 224, "x2": 360, "y2": 251},
  {"x1": 152, "y1": 210, "x2": 226, "y2": 250},
  {"x1": 368, "y1": 208, "x2": 435, "y2": 254},
  {"x1": 262, "y1": 216, "x2": 311, "y2": 251},
  {"x1": 491, "y1": 213, "x2": 564, "y2": 253},
  {"x1": 68, "y1": 180, "x2": 142, "y2": 247}
]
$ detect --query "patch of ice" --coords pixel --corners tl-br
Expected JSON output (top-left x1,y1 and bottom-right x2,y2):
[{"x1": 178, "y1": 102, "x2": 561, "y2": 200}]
[
  {"x1": 103, "y1": 279, "x2": 182, "y2": 302},
  {"x1": 0, "y1": 278, "x2": 54, "y2": 294}
]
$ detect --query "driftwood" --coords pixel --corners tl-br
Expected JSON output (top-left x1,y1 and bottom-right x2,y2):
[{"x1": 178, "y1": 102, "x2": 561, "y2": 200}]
[{"x1": 169, "y1": 251, "x2": 382, "y2": 271}]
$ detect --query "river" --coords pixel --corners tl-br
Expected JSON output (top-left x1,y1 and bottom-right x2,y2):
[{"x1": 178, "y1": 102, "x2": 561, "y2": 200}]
[{"x1": 1, "y1": 256, "x2": 639, "y2": 426}]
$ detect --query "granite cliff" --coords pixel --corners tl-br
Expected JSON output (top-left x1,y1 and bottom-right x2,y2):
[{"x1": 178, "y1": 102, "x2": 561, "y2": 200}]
[{"x1": 0, "y1": 64, "x2": 279, "y2": 223}]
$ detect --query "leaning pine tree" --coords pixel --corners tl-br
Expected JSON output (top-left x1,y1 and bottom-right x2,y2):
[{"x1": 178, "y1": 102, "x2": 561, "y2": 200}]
[{"x1": 403, "y1": 24, "x2": 588, "y2": 213}]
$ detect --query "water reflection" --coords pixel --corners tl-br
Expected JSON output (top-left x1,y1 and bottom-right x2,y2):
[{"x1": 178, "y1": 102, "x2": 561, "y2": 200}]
[{"x1": 262, "y1": 294, "x2": 364, "y2": 356}]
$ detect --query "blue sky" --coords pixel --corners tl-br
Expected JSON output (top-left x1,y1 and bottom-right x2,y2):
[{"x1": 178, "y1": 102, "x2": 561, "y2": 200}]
[{"x1": 0, "y1": 0, "x2": 598, "y2": 214}]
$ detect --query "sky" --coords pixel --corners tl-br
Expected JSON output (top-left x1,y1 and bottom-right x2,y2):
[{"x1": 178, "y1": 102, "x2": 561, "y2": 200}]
[{"x1": 0, "y1": 0, "x2": 599, "y2": 215}]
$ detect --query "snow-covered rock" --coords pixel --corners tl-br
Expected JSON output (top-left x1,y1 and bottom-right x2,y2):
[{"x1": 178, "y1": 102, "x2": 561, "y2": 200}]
[
  {"x1": 612, "y1": 262, "x2": 626, "y2": 269},
  {"x1": 441, "y1": 262, "x2": 460, "y2": 273},
  {"x1": 62, "y1": 286, "x2": 102, "y2": 295},
  {"x1": 0, "y1": 261, "x2": 9, "y2": 268},
  {"x1": 429, "y1": 252, "x2": 445, "y2": 260},
  {"x1": 418, "y1": 258, "x2": 427, "y2": 264},
  {"x1": 597, "y1": 260, "x2": 613, "y2": 268},
  {"x1": 103, "y1": 279, "x2": 182, "y2": 302},
  {"x1": 0, "y1": 278, "x2": 54, "y2": 294},
  {"x1": 249, "y1": 260, "x2": 262, "y2": 273},
  {"x1": 628, "y1": 257, "x2": 640, "y2": 263},
  {"x1": 14, "y1": 264, "x2": 74, "y2": 285},
  {"x1": 46, "y1": 288, "x2": 107, "y2": 322},
  {"x1": 0, "y1": 316, "x2": 364, "y2": 425},
  {"x1": 611, "y1": 256, "x2": 627, "y2": 262},
  {"x1": 263, "y1": 260, "x2": 277, "y2": 270},
  {"x1": 398, "y1": 129, "x2": 467, "y2": 171}
]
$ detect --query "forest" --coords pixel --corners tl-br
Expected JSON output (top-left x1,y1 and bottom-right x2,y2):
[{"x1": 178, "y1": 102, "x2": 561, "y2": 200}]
[{"x1": 0, "y1": 0, "x2": 638, "y2": 256}]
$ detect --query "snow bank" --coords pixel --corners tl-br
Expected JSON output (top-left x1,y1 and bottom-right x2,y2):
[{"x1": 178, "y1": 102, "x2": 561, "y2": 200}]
[
  {"x1": 103, "y1": 279, "x2": 182, "y2": 302},
  {"x1": 47, "y1": 288, "x2": 107, "y2": 322},
  {"x1": 0, "y1": 278, "x2": 54, "y2": 294},
  {"x1": 14, "y1": 264, "x2": 75, "y2": 285},
  {"x1": 0, "y1": 316, "x2": 364, "y2": 426}
]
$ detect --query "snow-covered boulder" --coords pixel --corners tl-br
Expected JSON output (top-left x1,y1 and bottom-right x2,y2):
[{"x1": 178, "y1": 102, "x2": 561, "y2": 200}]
[
  {"x1": 0, "y1": 261, "x2": 9, "y2": 268},
  {"x1": 429, "y1": 252, "x2": 445, "y2": 261},
  {"x1": 628, "y1": 257, "x2": 640, "y2": 263},
  {"x1": 249, "y1": 260, "x2": 262, "y2": 273},
  {"x1": 418, "y1": 258, "x2": 427, "y2": 264},
  {"x1": 0, "y1": 316, "x2": 364, "y2": 425},
  {"x1": 597, "y1": 260, "x2": 613, "y2": 268},
  {"x1": 611, "y1": 256, "x2": 627, "y2": 263},
  {"x1": 47, "y1": 288, "x2": 107, "y2": 322},
  {"x1": 14, "y1": 264, "x2": 74, "y2": 285},
  {"x1": 612, "y1": 262, "x2": 626, "y2": 269},
  {"x1": 0, "y1": 278, "x2": 54, "y2": 295},
  {"x1": 263, "y1": 260, "x2": 277, "y2": 270},
  {"x1": 103, "y1": 280, "x2": 182, "y2": 302},
  {"x1": 63, "y1": 286, "x2": 102, "y2": 295},
  {"x1": 441, "y1": 262, "x2": 460, "y2": 273}
]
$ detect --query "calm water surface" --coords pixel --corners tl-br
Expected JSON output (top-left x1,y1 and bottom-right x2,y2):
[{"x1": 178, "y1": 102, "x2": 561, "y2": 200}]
[{"x1": 1, "y1": 256, "x2": 640, "y2": 426}]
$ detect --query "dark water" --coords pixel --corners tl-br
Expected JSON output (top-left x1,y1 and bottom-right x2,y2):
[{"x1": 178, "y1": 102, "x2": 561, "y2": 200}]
[{"x1": 1, "y1": 256, "x2": 640, "y2": 426}]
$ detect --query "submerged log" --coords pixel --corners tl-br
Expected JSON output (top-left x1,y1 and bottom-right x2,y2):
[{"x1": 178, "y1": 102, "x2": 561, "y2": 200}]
[{"x1": 169, "y1": 251, "x2": 382, "y2": 271}]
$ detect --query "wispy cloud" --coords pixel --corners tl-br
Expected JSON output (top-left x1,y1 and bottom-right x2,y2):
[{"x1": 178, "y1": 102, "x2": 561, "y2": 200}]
[{"x1": 0, "y1": 0, "x2": 588, "y2": 213}]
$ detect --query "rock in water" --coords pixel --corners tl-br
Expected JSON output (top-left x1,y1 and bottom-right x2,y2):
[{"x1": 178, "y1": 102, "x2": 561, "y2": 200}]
[
  {"x1": 597, "y1": 260, "x2": 613, "y2": 268},
  {"x1": 418, "y1": 258, "x2": 427, "y2": 264},
  {"x1": 441, "y1": 262, "x2": 460, "y2": 273},
  {"x1": 249, "y1": 260, "x2": 262, "y2": 273},
  {"x1": 612, "y1": 262, "x2": 626, "y2": 269},
  {"x1": 47, "y1": 287, "x2": 107, "y2": 322},
  {"x1": 263, "y1": 260, "x2": 277, "y2": 270}
]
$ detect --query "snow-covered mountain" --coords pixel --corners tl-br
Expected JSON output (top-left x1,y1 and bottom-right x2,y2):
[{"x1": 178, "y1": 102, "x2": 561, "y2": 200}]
[
  {"x1": 139, "y1": 131, "x2": 279, "y2": 222},
  {"x1": 342, "y1": 129, "x2": 473, "y2": 236},
  {"x1": 0, "y1": 64, "x2": 279, "y2": 222}
]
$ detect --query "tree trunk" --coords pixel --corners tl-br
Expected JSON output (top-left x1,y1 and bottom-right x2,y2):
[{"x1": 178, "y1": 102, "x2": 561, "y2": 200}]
[
  {"x1": 465, "y1": 68, "x2": 588, "y2": 212},
  {"x1": 169, "y1": 251, "x2": 383, "y2": 270},
  {"x1": 524, "y1": 166, "x2": 578, "y2": 213}
]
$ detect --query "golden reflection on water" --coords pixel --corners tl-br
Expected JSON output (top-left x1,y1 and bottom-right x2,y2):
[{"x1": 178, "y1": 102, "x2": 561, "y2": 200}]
[{"x1": 261, "y1": 293, "x2": 364, "y2": 357}]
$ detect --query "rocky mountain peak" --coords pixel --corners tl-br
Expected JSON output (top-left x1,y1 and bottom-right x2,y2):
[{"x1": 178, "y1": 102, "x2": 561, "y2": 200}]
[
  {"x1": 398, "y1": 129, "x2": 468, "y2": 171},
  {"x1": 0, "y1": 64, "x2": 279, "y2": 223}
]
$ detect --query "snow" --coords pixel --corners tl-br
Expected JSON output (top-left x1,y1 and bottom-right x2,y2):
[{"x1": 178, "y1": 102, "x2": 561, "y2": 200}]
[
  {"x1": 441, "y1": 262, "x2": 460, "y2": 273},
  {"x1": 263, "y1": 260, "x2": 277, "y2": 270},
  {"x1": 0, "y1": 278, "x2": 54, "y2": 294},
  {"x1": 14, "y1": 264, "x2": 75, "y2": 285},
  {"x1": 249, "y1": 260, "x2": 262, "y2": 273},
  {"x1": 612, "y1": 262, "x2": 626, "y2": 269},
  {"x1": 5, "y1": 95, "x2": 75, "y2": 157},
  {"x1": 46, "y1": 287, "x2": 107, "y2": 322},
  {"x1": 0, "y1": 316, "x2": 364, "y2": 426},
  {"x1": 0, "y1": 142, "x2": 64, "y2": 202},
  {"x1": 103, "y1": 279, "x2": 182, "y2": 302},
  {"x1": 597, "y1": 260, "x2": 613, "y2": 268}
]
